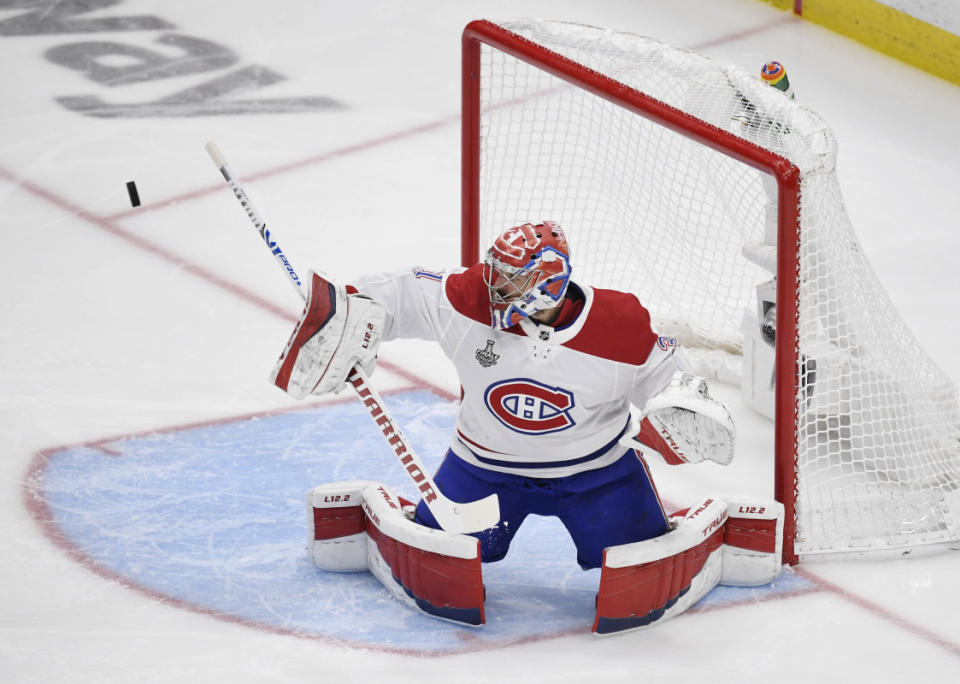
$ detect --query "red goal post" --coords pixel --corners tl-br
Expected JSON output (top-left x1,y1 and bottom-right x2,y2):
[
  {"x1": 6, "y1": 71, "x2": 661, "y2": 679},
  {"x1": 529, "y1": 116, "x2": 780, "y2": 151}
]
[{"x1": 460, "y1": 19, "x2": 960, "y2": 564}]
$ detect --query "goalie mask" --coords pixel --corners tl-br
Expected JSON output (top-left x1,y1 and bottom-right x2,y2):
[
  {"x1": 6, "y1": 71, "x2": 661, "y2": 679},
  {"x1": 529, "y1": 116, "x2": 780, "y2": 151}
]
[{"x1": 483, "y1": 221, "x2": 572, "y2": 330}]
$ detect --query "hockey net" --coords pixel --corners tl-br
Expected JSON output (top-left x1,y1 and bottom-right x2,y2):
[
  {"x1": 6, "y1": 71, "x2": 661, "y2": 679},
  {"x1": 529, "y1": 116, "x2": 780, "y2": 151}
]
[{"x1": 461, "y1": 19, "x2": 960, "y2": 563}]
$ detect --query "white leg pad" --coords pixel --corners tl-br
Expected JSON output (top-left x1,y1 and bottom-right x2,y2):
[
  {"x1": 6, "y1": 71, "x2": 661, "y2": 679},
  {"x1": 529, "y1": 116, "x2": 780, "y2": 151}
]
[
  {"x1": 307, "y1": 481, "x2": 373, "y2": 571},
  {"x1": 307, "y1": 481, "x2": 485, "y2": 625},
  {"x1": 594, "y1": 494, "x2": 785, "y2": 634},
  {"x1": 594, "y1": 496, "x2": 728, "y2": 635},
  {"x1": 720, "y1": 495, "x2": 784, "y2": 586}
]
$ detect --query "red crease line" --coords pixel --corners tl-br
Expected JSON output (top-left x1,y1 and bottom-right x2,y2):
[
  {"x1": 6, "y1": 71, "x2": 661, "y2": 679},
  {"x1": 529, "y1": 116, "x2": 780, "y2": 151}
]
[{"x1": 795, "y1": 567, "x2": 960, "y2": 658}]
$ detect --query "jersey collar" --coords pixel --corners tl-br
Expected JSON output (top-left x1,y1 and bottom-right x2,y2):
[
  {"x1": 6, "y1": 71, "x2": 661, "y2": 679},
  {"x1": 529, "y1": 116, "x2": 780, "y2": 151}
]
[{"x1": 517, "y1": 282, "x2": 593, "y2": 346}]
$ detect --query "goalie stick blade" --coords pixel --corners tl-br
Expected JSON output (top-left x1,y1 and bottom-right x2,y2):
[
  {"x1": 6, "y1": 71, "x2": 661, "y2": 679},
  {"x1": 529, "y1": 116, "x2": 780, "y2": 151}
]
[{"x1": 428, "y1": 492, "x2": 501, "y2": 535}]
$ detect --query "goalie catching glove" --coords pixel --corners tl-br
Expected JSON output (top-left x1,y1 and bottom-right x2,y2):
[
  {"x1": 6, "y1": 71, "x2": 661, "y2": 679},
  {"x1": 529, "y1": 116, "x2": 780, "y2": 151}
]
[
  {"x1": 622, "y1": 371, "x2": 735, "y2": 466},
  {"x1": 271, "y1": 271, "x2": 386, "y2": 397}
]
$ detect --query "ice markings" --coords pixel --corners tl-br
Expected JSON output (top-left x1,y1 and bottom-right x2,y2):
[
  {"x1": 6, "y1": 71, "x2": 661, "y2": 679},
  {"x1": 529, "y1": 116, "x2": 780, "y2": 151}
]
[
  {"x1": 0, "y1": 0, "x2": 346, "y2": 117},
  {"x1": 36, "y1": 389, "x2": 812, "y2": 652}
]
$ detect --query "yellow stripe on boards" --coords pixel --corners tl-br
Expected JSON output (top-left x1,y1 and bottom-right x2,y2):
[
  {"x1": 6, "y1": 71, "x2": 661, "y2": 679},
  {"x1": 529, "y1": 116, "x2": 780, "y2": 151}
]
[
  {"x1": 754, "y1": 0, "x2": 960, "y2": 86},
  {"x1": 758, "y1": 0, "x2": 794, "y2": 9}
]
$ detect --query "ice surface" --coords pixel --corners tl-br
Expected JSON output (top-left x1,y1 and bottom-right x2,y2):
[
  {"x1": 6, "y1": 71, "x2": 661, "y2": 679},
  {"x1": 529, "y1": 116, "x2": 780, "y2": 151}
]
[{"x1": 2, "y1": 1, "x2": 958, "y2": 682}]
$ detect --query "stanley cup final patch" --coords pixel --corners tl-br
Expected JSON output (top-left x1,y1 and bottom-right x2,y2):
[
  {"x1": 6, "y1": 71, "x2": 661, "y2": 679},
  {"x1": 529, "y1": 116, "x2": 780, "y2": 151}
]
[{"x1": 475, "y1": 340, "x2": 500, "y2": 368}]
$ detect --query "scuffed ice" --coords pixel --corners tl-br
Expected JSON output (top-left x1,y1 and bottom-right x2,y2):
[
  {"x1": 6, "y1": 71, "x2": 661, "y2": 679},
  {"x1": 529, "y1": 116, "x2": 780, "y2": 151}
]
[{"x1": 40, "y1": 390, "x2": 810, "y2": 652}]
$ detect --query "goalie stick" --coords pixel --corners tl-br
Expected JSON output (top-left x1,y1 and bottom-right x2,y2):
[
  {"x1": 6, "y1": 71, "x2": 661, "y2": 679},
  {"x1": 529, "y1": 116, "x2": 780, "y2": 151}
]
[{"x1": 204, "y1": 140, "x2": 500, "y2": 535}]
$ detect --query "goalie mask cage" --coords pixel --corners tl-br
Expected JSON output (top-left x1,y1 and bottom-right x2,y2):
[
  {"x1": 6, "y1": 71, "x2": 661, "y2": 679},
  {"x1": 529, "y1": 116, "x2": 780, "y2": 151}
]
[{"x1": 461, "y1": 19, "x2": 960, "y2": 564}]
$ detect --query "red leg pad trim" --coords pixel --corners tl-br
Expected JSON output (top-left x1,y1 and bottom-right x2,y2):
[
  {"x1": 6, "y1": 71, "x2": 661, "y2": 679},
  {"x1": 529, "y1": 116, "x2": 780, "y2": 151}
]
[{"x1": 724, "y1": 516, "x2": 778, "y2": 554}]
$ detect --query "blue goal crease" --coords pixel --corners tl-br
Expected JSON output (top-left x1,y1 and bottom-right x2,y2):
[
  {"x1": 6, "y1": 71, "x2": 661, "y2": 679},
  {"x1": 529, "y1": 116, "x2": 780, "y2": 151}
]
[{"x1": 36, "y1": 389, "x2": 813, "y2": 653}]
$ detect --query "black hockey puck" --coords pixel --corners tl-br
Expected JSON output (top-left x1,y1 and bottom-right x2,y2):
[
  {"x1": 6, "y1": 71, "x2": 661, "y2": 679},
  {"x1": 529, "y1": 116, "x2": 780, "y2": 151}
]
[{"x1": 126, "y1": 180, "x2": 141, "y2": 207}]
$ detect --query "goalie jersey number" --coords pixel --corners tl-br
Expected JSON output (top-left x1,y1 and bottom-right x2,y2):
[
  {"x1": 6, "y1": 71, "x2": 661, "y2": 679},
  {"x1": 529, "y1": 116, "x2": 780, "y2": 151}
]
[{"x1": 484, "y1": 379, "x2": 576, "y2": 434}]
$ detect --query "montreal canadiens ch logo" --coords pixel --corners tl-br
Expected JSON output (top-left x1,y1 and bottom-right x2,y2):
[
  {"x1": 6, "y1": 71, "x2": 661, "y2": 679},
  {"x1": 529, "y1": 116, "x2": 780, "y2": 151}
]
[{"x1": 484, "y1": 378, "x2": 576, "y2": 435}]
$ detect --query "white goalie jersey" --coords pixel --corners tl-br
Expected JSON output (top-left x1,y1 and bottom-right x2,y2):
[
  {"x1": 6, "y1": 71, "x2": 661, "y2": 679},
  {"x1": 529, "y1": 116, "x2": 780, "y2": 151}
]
[{"x1": 353, "y1": 265, "x2": 694, "y2": 478}]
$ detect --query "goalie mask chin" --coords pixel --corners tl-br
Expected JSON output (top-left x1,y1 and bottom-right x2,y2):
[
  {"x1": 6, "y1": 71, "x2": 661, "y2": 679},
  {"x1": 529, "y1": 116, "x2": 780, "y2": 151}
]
[{"x1": 483, "y1": 221, "x2": 572, "y2": 330}]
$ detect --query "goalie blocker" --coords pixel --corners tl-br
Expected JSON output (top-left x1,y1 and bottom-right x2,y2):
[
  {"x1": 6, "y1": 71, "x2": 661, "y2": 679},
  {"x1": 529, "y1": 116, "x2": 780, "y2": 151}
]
[
  {"x1": 271, "y1": 270, "x2": 385, "y2": 397},
  {"x1": 308, "y1": 483, "x2": 783, "y2": 632}
]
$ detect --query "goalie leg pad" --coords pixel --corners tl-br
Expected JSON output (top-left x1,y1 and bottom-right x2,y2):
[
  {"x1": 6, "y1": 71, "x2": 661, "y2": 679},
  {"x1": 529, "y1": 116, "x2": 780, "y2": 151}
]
[
  {"x1": 593, "y1": 496, "x2": 727, "y2": 635},
  {"x1": 720, "y1": 495, "x2": 784, "y2": 587},
  {"x1": 308, "y1": 481, "x2": 372, "y2": 571},
  {"x1": 308, "y1": 481, "x2": 485, "y2": 626}
]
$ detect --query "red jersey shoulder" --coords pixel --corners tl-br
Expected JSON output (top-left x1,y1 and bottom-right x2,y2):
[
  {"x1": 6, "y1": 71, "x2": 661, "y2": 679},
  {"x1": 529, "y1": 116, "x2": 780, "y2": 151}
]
[
  {"x1": 565, "y1": 288, "x2": 660, "y2": 365},
  {"x1": 444, "y1": 264, "x2": 492, "y2": 325}
]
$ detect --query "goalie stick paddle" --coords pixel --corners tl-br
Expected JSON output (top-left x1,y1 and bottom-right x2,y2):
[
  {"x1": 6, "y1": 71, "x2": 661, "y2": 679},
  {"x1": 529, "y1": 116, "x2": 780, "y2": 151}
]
[{"x1": 204, "y1": 141, "x2": 499, "y2": 535}]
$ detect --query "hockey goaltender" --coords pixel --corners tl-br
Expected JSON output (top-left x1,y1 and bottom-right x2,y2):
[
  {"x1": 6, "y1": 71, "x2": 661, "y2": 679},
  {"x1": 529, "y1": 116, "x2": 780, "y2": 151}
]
[{"x1": 272, "y1": 221, "x2": 783, "y2": 635}]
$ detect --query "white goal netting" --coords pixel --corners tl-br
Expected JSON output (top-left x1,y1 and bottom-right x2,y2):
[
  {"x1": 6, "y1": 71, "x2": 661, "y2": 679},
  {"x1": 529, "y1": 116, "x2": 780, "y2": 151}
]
[{"x1": 466, "y1": 19, "x2": 960, "y2": 559}]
